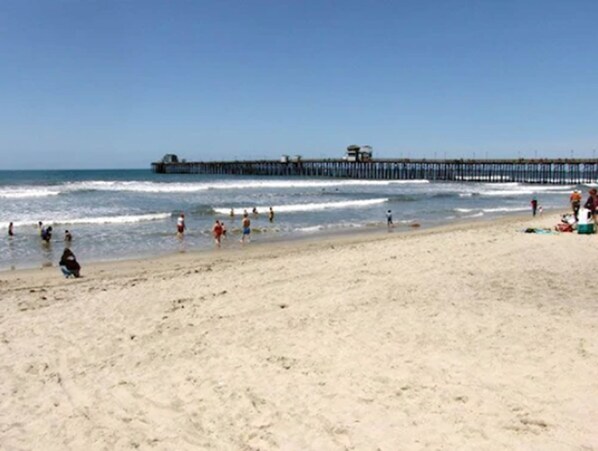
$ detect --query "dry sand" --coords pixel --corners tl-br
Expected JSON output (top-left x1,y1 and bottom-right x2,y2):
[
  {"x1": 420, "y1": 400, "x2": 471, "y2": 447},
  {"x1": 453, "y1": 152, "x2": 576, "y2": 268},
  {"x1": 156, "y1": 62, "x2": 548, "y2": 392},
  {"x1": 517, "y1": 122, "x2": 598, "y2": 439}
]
[{"x1": 0, "y1": 213, "x2": 597, "y2": 450}]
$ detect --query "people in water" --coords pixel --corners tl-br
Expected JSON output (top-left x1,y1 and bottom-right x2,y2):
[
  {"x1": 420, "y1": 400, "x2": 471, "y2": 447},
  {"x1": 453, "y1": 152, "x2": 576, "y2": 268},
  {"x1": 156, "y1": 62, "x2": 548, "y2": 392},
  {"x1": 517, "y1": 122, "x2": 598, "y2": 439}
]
[
  {"x1": 38, "y1": 221, "x2": 43, "y2": 236},
  {"x1": 252, "y1": 207, "x2": 258, "y2": 216},
  {"x1": 386, "y1": 210, "x2": 393, "y2": 230},
  {"x1": 8, "y1": 222, "x2": 14, "y2": 237},
  {"x1": 212, "y1": 220, "x2": 224, "y2": 247},
  {"x1": 240, "y1": 212, "x2": 251, "y2": 243},
  {"x1": 64, "y1": 230, "x2": 73, "y2": 243},
  {"x1": 229, "y1": 208, "x2": 234, "y2": 217},
  {"x1": 59, "y1": 248, "x2": 81, "y2": 278},
  {"x1": 41, "y1": 225, "x2": 52, "y2": 242},
  {"x1": 268, "y1": 207, "x2": 274, "y2": 223},
  {"x1": 570, "y1": 190, "x2": 582, "y2": 221},
  {"x1": 176, "y1": 213, "x2": 186, "y2": 236},
  {"x1": 531, "y1": 197, "x2": 538, "y2": 217}
]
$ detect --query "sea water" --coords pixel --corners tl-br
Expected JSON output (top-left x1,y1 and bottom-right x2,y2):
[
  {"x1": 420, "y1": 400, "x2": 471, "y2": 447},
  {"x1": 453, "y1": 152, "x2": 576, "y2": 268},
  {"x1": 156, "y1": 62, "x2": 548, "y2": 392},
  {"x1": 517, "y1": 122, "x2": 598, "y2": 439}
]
[{"x1": 0, "y1": 169, "x2": 591, "y2": 271}]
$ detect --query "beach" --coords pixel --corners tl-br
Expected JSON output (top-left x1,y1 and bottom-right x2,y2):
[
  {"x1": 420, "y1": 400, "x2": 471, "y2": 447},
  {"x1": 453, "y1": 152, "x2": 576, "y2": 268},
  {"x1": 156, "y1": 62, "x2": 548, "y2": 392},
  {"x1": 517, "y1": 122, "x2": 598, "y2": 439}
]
[{"x1": 0, "y1": 213, "x2": 596, "y2": 450}]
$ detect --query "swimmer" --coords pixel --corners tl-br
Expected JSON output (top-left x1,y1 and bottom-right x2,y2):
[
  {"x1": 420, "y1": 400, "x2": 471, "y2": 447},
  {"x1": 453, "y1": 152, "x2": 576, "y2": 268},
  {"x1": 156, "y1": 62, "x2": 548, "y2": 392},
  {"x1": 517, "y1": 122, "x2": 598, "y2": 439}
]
[{"x1": 268, "y1": 207, "x2": 274, "y2": 223}]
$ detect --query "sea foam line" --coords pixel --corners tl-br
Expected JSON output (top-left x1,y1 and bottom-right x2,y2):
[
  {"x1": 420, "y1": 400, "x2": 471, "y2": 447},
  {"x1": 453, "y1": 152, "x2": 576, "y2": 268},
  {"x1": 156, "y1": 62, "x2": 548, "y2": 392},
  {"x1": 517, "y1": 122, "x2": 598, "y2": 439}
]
[
  {"x1": 2, "y1": 213, "x2": 171, "y2": 228},
  {"x1": 0, "y1": 188, "x2": 61, "y2": 199},
  {"x1": 55, "y1": 179, "x2": 430, "y2": 194},
  {"x1": 213, "y1": 198, "x2": 389, "y2": 215}
]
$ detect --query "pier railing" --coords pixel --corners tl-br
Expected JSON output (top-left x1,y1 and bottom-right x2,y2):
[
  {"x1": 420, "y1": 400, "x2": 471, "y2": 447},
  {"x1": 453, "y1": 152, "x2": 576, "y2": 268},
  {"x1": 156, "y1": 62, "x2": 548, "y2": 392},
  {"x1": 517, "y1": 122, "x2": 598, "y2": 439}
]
[{"x1": 151, "y1": 158, "x2": 598, "y2": 184}]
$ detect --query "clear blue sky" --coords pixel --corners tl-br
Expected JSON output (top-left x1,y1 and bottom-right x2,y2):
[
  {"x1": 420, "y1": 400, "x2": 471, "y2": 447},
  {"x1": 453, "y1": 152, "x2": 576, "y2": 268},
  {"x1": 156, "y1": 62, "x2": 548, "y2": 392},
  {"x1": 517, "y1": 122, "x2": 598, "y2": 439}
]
[{"x1": 1, "y1": 0, "x2": 597, "y2": 169}]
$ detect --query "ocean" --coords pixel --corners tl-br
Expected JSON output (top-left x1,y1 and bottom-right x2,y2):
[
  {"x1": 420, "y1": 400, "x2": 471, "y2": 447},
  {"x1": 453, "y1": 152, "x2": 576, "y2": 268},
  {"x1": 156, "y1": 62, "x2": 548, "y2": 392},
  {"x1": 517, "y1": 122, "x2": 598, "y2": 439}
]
[{"x1": 0, "y1": 169, "x2": 591, "y2": 271}]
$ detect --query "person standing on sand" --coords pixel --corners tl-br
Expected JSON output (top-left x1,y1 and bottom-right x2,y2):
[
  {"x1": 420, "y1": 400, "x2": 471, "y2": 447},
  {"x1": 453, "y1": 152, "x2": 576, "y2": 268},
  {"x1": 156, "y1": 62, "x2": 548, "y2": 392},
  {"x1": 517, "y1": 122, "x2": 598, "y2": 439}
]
[
  {"x1": 212, "y1": 220, "x2": 224, "y2": 247},
  {"x1": 8, "y1": 222, "x2": 14, "y2": 237},
  {"x1": 386, "y1": 210, "x2": 393, "y2": 230},
  {"x1": 584, "y1": 188, "x2": 598, "y2": 228},
  {"x1": 570, "y1": 190, "x2": 582, "y2": 221},
  {"x1": 176, "y1": 213, "x2": 186, "y2": 237},
  {"x1": 268, "y1": 207, "x2": 274, "y2": 223},
  {"x1": 240, "y1": 212, "x2": 251, "y2": 243},
  {"x1": 531, "y1": 197, "x2": 538, "y2": 217}
]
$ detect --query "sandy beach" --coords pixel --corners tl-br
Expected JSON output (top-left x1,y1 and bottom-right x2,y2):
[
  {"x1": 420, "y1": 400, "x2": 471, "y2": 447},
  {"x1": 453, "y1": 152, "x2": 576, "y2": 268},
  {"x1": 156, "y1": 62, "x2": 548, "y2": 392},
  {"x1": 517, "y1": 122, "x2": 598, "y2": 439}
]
[{"x1": 0, "y1": 213, "x2": 597, "y2": 450}]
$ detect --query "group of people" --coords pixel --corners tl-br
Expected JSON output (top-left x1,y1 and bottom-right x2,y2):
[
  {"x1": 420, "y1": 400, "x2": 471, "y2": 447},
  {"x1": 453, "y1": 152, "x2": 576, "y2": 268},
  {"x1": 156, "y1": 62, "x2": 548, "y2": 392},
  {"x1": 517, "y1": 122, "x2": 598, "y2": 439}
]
[
  {"x1": 570, "y1": 188, "x2": 598, "y2": 225},
  {"x1": 229, "y1": 207, "x2": 275, "y2": 223},
  {"x1": 5, "y1": 221, "x2": 81, "y2": 278},
  {"x1": 176, "y1": 207, "x2": 277, "y2": 246},
  {"x1": 7, "y1": 221, "x2": 73, "y2": 244}
]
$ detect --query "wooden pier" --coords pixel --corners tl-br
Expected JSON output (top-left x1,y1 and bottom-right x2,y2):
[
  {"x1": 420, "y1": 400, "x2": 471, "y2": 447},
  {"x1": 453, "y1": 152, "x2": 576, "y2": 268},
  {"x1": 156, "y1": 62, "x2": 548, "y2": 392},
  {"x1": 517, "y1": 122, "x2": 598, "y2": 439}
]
[{"x1": 151, "y1": 158, "x2": 598, "y2": 184}]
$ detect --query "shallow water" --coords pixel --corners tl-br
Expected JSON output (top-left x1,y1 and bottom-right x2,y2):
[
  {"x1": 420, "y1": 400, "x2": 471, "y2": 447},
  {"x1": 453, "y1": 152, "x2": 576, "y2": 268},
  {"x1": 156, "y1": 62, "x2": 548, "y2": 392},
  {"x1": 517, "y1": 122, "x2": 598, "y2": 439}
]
[{"x1": 0, "y1": 169, "x2": 590, "y2": 270}]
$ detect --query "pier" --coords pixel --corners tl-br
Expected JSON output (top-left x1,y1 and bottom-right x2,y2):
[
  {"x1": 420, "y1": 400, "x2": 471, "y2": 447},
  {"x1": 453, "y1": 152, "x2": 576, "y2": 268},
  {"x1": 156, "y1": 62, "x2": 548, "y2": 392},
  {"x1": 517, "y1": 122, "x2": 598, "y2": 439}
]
[{"x1": 151, "y1": 158, "x2": 598, "y2": 184}]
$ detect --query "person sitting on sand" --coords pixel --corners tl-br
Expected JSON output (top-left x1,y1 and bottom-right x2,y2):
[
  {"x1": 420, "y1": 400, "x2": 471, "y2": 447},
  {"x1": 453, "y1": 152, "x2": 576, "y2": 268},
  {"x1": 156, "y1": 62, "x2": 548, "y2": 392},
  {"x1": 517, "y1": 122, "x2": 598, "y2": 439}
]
[{"x1": 59, "y1": 248, "x2": 81, "y2": 278}]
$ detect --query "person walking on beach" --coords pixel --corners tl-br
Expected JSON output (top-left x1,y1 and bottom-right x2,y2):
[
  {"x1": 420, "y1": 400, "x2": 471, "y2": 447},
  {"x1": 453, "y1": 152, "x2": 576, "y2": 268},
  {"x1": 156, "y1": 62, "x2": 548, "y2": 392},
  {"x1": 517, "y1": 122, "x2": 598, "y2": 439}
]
[
  {"x1": 176, "y1": 213, "x2": 186, "y2": 237},
  {"x1": 268, "y1": 207, "x2": 274, "y2": 223},
  {"x1": 212, "y1": 220, "x2": 224, "y2": 247},
  {"x1": 570, "y1": 190, "x2": 582, "y2": 221},
  {"x1": 8, "y1": 222, "x2": 14, "y2": 237},
  {"x1": 531, "y1": 197, "x2": 538, "y2": 217},
  {"x1": 240, "y1": 212, "x2": 251, "y2": 243},
  {"x1": 386, "y1": 210, "x2": 393, "y2": 230}
]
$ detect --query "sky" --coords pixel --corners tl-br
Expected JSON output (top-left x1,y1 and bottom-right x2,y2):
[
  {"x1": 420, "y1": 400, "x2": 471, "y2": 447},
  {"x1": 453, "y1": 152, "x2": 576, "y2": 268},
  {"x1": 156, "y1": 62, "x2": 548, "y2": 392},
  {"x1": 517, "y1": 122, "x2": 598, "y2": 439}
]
[{"x1": 0, "y1": 0, "x2": 597, "y2": 169}]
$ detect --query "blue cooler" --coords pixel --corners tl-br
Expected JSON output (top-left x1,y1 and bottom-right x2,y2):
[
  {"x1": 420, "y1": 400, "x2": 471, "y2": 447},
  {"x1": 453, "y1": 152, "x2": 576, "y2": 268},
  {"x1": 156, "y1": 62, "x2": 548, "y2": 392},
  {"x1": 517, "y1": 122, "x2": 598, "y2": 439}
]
[{"x1": 578, "y1": 223, "x2": 595, "y2": 234}]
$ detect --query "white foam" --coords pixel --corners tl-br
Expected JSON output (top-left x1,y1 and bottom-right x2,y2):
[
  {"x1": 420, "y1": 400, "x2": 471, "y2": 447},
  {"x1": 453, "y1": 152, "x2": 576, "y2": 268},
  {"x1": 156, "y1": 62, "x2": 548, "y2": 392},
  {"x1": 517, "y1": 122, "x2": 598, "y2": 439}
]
[
  {"x1": 214, "y1": 198, "x2": 389, "y2": 215},
  {"x1": 295, "y1": 222, "x2": 365, "y2": 233},
  {"x1": 2, "y1": 213, "x2": 171, "y2": 228},
  {"x1": 0, "y1": 187, "x2": 61, "y2": 199},
  {"x1": 481, "y1": 207, "x2": 528, "y2": 213},
  {"x1": 54, "y1": 179, "x2": 430, "y2": 194}
]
